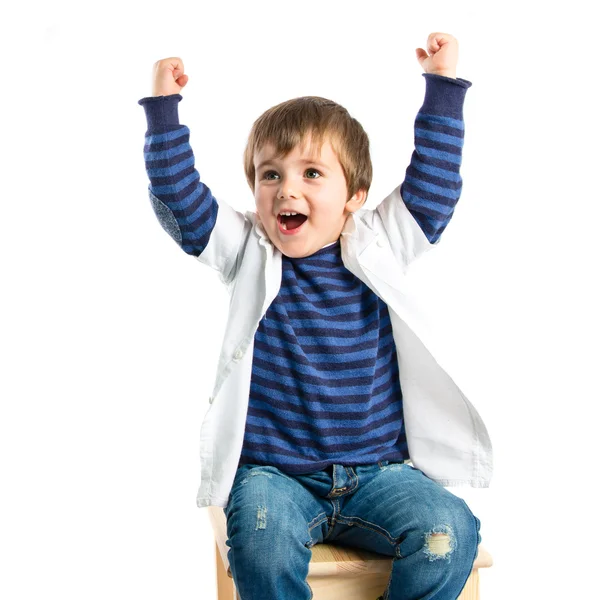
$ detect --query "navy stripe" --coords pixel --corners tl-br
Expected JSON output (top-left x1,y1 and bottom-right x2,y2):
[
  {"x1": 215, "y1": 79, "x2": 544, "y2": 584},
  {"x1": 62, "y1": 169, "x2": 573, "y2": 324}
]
[
  {"x1": 416, "y1": 112, "x2": 465, "y2": 131},
  {"x1": 246, "y1": 392, "x2": 402, "y2": 422},
  {"x1": 405, "y1": 164, "x2": 461, "y2": 190}
]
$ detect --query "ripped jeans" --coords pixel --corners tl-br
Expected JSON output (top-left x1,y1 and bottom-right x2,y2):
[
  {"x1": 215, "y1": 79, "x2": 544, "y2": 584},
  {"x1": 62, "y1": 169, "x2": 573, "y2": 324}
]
[{"x1": 223, "y1": 461, "x2": 481, "y2": 600}]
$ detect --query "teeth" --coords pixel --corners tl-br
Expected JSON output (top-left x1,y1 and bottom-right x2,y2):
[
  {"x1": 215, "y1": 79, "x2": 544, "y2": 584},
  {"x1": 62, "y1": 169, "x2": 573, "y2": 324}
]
[
  {"x1": 282, "y1": 222, "x2": 287, "y2": 230},
  {"x1": 279, "y1": 212, "x2": 298, "y2": 216}
]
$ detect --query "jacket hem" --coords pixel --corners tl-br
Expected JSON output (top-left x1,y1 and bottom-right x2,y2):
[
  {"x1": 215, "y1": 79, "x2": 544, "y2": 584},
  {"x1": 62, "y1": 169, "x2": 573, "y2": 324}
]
[
  {"x1": 435, "y1": 478, "x2": 490, "y2": 489},
  {"x1": 196, "y1": 495, "x2": 229, "y2": 508}
]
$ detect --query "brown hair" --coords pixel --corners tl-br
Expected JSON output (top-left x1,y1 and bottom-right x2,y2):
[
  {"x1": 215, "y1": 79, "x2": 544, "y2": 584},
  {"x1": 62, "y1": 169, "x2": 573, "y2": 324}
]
[{"x1": 243, "y1": 96, "x2": 372, "y2": 200}]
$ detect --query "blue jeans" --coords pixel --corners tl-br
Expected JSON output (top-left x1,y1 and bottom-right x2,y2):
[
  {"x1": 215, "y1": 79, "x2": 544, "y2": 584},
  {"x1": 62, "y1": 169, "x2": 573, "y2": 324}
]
[{"x1": 224, "y1": 461, "x2": 481, "y2": 600}]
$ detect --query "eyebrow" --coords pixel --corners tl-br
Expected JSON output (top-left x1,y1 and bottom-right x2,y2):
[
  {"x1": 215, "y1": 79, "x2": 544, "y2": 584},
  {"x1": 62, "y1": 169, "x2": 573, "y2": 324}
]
[{"x1": 255, "y1": 158, "x2": 329, "y2": 172}]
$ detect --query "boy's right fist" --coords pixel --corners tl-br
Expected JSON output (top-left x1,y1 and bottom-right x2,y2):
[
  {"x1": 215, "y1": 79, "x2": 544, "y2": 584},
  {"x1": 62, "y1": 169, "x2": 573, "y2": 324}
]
[{"x1": 151, "y1": 57, "x2": 189, "y2": 97}]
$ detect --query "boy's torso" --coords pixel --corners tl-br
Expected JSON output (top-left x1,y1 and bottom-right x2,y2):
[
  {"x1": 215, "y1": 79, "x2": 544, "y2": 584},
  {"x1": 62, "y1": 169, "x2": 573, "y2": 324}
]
[{"x1": 195, "y1": 191, "x2": 493, "y2": 508}]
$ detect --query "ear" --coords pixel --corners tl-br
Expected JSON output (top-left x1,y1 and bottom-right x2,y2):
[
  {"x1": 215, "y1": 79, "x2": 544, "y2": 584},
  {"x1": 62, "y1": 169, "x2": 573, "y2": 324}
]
[{"x1": 345, "y1": 189, "x2": 367, "y2": 214}]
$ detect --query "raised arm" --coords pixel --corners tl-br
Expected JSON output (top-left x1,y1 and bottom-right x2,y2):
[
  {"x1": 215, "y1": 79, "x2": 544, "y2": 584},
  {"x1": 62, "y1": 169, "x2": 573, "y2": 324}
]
[
  {"x1": 397, "y1": 32, "x2": 471, "y2": 244},
  {"x1": 363, "y1": 33, "x2": 472, "y2": 269},
  {"x1": 138, "y1": 58, "x2": 218, "y2": 256},
  {"x1": 400, "y1": 71, "x2": 471, "y2": 244}
]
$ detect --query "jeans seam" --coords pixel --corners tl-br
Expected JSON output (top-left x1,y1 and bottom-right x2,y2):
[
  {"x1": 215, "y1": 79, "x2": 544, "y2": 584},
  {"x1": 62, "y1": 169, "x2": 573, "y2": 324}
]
[
  {"x1": 344, "y1": 465, "x2": 352, "y2": 482},
  {"x1": 332, "y1": 464, "x2": 339, "y2": 490},
  {"x1": 344, "y1": 466, "x2": 359, "y2": 492},
  {"x1": 323, "y1": 498, "x2": 339, "y2": 542},
  {"x1": 336, "y1": 515, "x2": 398, "y2": 546},
  {"x1": 307, "y1": 513, "x2": 328, "y2": 531}
]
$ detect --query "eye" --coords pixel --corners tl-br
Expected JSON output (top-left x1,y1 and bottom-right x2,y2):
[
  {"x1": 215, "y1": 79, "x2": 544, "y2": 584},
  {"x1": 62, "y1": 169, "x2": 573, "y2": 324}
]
[
  {"x1": 305, "y1": 168, "x2": 321, "y2": 179},
  {"x1": 262, "y1": 170, "x2": 279, "y2": 181}
]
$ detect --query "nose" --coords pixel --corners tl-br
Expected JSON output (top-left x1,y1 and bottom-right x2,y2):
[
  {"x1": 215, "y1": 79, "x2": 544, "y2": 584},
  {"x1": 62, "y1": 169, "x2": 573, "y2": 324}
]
[{"x1": 277, "y1": 176, "x2": 300, "y2": 200}]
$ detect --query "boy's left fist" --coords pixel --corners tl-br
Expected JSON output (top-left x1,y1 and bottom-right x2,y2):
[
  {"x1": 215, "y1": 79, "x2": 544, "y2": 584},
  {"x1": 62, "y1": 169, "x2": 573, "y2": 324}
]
[{"x1": 416, "y1": 33, "x2": 459, "y2": 79}]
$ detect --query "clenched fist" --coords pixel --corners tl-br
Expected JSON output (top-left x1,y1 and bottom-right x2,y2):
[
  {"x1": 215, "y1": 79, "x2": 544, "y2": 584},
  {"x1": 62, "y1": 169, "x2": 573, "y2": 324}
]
[
  {"x1": 151, "y1": 57, "x2": 189, "y2": 97},
  {"x1": 416, "y1": 33, "x2": 459, "y2": 79}
]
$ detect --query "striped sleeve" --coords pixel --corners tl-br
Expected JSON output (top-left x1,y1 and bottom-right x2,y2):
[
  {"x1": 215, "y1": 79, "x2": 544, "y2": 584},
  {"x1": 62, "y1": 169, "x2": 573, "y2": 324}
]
[
  {"x1": 400, "y1": 73, "x2": 472, "y2": 244},
  {"x1": 138, "y1": 94, "x2": 218, "y2": 256}
]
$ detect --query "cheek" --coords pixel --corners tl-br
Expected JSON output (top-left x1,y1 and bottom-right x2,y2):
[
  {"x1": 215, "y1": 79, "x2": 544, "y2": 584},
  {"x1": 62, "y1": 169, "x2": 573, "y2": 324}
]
[
  {"x1": 254, "y1": 192, "x2": 267, "y2": 211},
  {"x1": 319, "y1": 190, "x2": 347, "y2": 218},
  {"x1": 255, "y1": 194, "x2": 274, "y2": 224}
]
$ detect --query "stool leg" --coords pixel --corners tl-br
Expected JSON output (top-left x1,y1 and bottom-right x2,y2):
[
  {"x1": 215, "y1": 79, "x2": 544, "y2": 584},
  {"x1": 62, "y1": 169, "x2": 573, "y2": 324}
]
[
  {"x1": 457, "y1": 569, "x2": 480, "y2": 600},
  {"x1": 215, "y1": 541, "x2": 236, "y2": 600}
]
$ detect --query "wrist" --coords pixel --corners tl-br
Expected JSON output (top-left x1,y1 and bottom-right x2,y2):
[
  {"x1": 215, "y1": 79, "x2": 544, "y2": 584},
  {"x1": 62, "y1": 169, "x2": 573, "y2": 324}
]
[
  {"x1": 152, "y1": 86, "x2": 183, "y2": 97},
  {"x1": 427, "y1": 69, "x2": 456, "y2": 79}
]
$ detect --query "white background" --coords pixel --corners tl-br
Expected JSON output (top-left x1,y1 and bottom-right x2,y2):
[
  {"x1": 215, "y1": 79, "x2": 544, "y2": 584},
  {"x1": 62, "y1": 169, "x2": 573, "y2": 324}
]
[{"x1": 2, "y1": 1, "x2": 598, "y2": 598}]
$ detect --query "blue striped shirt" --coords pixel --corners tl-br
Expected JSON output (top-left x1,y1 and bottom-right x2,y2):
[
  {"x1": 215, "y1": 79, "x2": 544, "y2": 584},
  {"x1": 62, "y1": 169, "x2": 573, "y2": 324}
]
[
  {"x1": 139, "y1": 73, "x2": 471, "y2": 474},
  {"x1": 241, "y1": 239, "x2": 408, "y2": 473}
]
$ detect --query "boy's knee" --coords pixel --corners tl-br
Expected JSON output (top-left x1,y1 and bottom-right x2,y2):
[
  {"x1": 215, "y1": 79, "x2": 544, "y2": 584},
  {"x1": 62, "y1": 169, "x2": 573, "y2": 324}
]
[
  {"x1": 418, "y1": 498, "x2": 479, "y2": 561},
  {"x1": 424, "y1": 529, "x2": 453, "y2": 560}
]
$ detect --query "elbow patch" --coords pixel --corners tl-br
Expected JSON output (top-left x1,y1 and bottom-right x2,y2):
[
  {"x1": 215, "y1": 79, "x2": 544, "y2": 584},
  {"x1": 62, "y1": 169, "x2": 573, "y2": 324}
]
[{"x1": 148, "y1": 190, "x2": 182, "y2": 246}]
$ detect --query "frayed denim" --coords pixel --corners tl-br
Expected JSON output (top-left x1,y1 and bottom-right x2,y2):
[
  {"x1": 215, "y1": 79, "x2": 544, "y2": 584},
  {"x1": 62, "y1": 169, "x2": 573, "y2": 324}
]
[{"x1": 224, "y1": 461, "x2": 481, "y2": 600}]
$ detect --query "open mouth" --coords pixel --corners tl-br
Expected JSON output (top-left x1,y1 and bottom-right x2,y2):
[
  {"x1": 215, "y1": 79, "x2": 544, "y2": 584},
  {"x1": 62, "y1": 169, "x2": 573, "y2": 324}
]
[{"x1": 277, "y1": 212, "x2": 308, "y2": 234}]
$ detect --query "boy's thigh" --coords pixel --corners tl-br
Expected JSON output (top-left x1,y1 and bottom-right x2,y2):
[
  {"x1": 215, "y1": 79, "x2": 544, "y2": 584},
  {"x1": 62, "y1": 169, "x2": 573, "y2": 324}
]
[
  {"x1": 224, "y1": 464, "x2": 331, "y2": 549},
  {"x1": 329, "y1": 463, "x2": 478, "y2": 556}
]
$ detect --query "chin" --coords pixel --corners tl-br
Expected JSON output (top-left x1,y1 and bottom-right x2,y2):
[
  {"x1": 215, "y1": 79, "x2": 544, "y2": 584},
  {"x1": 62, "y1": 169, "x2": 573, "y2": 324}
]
[
  {"x1": 277, "y1": 244, "x2": 314, "y2": 259},
  {"x1": 279, "y1": 247, "x2": 306, "y2": 258}
]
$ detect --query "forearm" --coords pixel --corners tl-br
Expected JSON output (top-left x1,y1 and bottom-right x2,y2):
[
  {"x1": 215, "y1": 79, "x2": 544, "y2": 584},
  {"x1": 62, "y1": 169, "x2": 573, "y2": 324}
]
[
  {"x1": 138, "y1": 94, "x2": 218, "y2": 256},
  {"x1": 401, "y1": 73, "x2": 471, "y2": 243}
]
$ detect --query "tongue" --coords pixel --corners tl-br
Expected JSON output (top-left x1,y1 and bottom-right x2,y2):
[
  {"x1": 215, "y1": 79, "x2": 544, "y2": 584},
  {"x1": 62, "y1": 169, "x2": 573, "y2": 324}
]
[{"x1": 285, "y1": 214, "x2": 307, "y2": 229}]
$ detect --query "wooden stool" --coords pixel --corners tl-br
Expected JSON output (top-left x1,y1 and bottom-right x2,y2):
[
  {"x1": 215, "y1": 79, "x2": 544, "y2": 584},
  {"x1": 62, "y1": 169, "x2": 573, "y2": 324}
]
[{"x1": 208, "y1": 505, "x2": 492, "y2": 600}]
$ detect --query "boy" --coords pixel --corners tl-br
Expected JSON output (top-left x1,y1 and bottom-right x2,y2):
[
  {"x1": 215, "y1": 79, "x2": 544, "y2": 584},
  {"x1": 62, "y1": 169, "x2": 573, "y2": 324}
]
[{"x1": 139, "y1": 32, "x2": 492, "y2": 600}]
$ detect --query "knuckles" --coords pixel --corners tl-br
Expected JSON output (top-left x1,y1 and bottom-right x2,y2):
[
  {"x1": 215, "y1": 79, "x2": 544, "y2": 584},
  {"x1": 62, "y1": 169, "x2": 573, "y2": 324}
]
[{"x1": 153, "y1": 56, "x2": 184, "y2": 68}]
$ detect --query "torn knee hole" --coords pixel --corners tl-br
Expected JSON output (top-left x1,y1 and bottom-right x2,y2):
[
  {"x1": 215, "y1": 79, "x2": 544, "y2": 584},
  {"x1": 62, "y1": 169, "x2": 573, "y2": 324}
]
[
  {"x1": 428, "y1": 533, "x2": 451, "y2": 554},
  {"x1": 423, "y1": 525, "x2": 455, "y2": 561}
]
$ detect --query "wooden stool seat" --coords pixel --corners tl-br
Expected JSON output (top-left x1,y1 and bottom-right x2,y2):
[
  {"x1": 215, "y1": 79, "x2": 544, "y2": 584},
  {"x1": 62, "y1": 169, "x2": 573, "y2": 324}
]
[{"x1": 208, "y1": 506, "x2": 492, "y2": 600}]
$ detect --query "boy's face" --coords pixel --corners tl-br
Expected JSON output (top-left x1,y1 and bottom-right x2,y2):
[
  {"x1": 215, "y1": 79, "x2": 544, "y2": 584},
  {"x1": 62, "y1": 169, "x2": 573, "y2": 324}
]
[{"x1": 253, "y1": 134, "x2": 366, "y2": 258}]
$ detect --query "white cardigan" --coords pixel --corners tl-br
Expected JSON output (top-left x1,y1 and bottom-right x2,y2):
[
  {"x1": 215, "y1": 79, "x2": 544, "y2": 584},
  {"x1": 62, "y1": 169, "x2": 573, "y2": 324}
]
[{"x1": 193, "y1": 185, "x2": 493, "y2": 508}]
